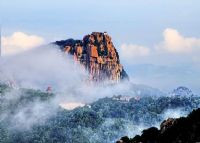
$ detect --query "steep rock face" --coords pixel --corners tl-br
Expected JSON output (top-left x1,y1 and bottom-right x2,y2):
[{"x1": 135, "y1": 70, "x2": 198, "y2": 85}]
[{"x1": 54, "y1": 32, "x2": 128, "y2": 82}]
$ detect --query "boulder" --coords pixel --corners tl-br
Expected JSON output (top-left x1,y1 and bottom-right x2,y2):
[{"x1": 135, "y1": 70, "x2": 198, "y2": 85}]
[{"x1": 160, "y1": 118, "x2": 176, "y2": 134}]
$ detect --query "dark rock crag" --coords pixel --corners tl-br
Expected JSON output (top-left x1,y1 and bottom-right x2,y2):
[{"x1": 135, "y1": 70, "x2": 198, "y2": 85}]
[
  {"x1": 116, "y1": 108, "x2": 200, "y2": 143},
  {"x1": 54, "y1": 32, "x2": 128, "y2": 82}
]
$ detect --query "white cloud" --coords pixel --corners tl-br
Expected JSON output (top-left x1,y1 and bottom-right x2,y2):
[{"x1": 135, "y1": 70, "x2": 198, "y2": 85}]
[
  {"x1": 120, "y1": 28, "x2": 200, "y2": 64},
  {"x1": 2, "y1": 32, "x2": 45, "y2": 55},
  {"x1": 157, "y1": 28, "x2": 200, "y2": 53},
  {"x1": 120, "y1": 44, "x2": 150, "y2": 61},
  {"x1": 119, "y1": 28, "x2": 200, "y2": 93}
]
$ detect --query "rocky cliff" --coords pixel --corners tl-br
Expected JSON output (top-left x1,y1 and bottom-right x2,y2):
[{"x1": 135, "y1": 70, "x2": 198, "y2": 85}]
[{"x1": 54, "y1": 32, "x2": 128, "y2": 83}]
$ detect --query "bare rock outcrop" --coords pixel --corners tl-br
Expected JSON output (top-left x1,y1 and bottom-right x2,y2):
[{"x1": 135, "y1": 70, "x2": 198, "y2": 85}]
[{"x1": 54, "y1": 32, "x2": 128, "y2": 82}]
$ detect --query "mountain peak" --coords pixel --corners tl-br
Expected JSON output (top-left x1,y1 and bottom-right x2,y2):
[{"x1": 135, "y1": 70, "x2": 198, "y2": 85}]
[
  {"x1": 171, "y1": 86, "x2": 193, "y2": 96},
  {"x1": 54, "y1": 32, "x2": 129, "y2": 82}
]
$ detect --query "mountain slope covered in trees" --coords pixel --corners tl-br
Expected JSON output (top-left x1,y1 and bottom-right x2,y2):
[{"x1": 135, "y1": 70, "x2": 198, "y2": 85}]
[{"x1": 0, "y1": 83, "x2": 200, "y2": 143}]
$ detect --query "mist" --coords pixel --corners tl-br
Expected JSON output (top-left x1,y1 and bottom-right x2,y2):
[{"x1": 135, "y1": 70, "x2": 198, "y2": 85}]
[
  {"x1": 0, "y1": 45, "x2": 162, "y2": 105},
  {"x1": 0, "y1": 45, "x2": 198, "y2": 142},
  {"x1": 0, "y1": 45, "x2": 146, "y2": 129},
  {"x1": 0, "y1": 45, "x2": 86, "y2": 90},
  {"x1": 0, "y1": 45, "x2": 87, "y2": 129}
]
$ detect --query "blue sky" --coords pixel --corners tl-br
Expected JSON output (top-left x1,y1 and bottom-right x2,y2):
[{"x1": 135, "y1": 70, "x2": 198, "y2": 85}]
[
  {"x1": 1, "y1": 0, "x2": 200, "y2": 93},
  {"x1": 1, "y1": 0, "x2": 200, "y2": 42}
]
